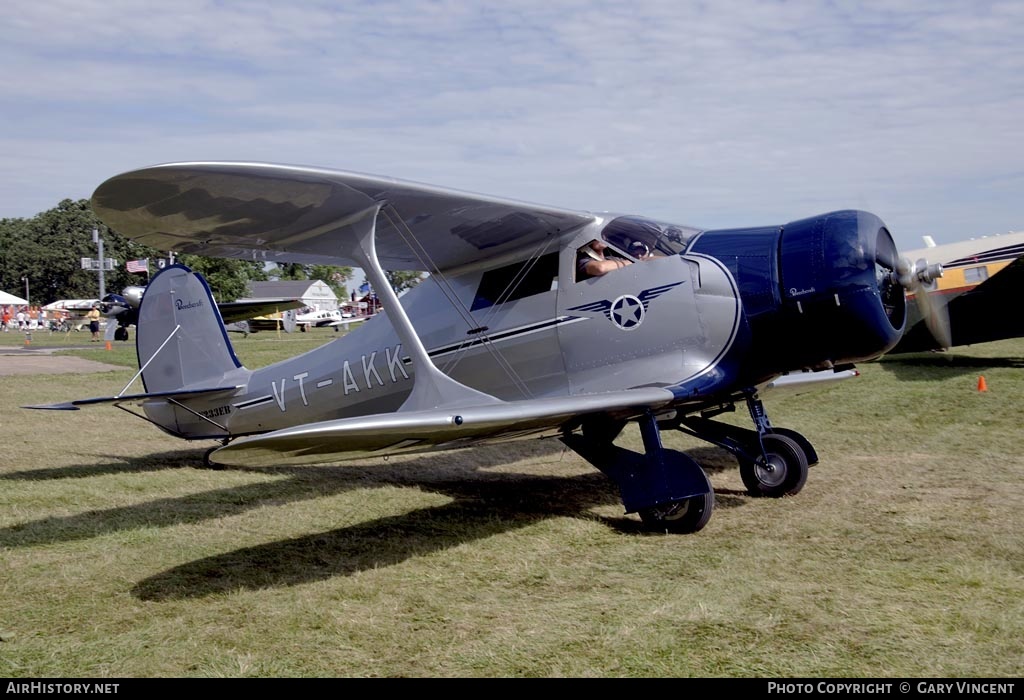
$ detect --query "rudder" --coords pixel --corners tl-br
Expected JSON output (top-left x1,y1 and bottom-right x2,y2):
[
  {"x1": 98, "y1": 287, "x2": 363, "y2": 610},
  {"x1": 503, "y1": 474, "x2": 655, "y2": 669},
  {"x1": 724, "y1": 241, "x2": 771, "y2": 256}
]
[{"x1": 137, "y1": 264, "x2": 244, "y2": 393}]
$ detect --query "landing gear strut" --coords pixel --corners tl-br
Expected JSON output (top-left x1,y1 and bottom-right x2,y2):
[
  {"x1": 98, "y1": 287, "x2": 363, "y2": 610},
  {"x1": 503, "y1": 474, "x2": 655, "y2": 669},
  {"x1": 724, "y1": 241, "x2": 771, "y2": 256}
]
[
  {"x1": 563, "y1": 394, "x2": 814, "y2": 533},
  {"x1": 562, "y1": 411, "x2": 714, "y2": 534},
  {"x1": 674, "y1": 393, "x2": 813, "y2": 498}
]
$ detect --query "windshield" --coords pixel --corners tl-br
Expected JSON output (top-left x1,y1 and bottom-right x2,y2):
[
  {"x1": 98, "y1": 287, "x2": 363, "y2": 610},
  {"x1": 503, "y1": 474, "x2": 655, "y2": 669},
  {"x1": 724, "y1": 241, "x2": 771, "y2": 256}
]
[{"x1": 600, "y1": 216, "x2": 701, "y2": 258}]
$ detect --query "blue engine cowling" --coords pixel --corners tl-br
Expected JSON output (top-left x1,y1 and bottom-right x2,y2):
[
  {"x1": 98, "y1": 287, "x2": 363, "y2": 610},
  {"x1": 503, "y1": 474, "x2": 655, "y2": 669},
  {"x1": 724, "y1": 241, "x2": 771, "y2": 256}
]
[{"x1": 690, "y1": 210, "x2": 906, "y2": 381}]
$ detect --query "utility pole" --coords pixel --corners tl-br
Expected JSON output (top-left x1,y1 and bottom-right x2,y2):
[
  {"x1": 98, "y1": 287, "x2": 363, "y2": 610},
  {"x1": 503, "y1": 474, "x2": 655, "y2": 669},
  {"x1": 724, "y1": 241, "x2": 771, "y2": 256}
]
[{"x1": 93, "y1": 228, "x2": 106, "y2": 299}]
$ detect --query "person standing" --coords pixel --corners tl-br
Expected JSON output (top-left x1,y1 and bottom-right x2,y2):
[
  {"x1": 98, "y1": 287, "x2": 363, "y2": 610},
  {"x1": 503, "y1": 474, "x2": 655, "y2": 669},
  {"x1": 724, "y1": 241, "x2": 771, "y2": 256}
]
[{"x1": 86, "y1": 305, "x2": 102, "y2": 341}]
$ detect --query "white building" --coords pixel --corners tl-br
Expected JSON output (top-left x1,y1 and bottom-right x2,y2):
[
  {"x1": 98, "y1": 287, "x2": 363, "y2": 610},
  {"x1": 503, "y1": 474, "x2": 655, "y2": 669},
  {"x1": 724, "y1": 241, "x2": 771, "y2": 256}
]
[{"x1": 241, "y1": 280, "x2": 339, "y2": 313}]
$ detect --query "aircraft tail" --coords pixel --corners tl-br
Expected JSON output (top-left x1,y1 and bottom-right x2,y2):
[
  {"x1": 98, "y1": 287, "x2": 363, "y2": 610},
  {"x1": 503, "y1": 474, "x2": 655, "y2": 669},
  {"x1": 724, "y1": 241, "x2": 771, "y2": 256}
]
[{"x1": 136, "y1": 264, "x2": 245, "y2": 393}]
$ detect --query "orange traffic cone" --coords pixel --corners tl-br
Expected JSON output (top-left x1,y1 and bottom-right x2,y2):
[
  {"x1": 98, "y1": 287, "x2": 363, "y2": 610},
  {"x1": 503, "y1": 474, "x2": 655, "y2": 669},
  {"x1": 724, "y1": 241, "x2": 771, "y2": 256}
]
[
  {"x1": 977, "y1": 376, "x2": 988, "y2": 392},
  {"x1": 105, "y1": 340, "x2": 112, "y2": 351}
]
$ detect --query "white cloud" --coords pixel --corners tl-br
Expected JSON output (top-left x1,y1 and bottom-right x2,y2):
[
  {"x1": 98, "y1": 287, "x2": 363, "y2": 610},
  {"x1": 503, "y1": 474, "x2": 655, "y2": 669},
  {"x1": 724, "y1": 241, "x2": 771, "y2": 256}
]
[{"x1": 1, "y1": 0, "x2": 1022, "y2": 248}]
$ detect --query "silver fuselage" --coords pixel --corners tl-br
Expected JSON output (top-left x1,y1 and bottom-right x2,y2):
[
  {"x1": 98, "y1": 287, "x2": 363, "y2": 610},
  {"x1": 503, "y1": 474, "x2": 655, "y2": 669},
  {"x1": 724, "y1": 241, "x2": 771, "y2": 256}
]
[{"x1": 149, "y1": 227, "x2": 740, "y2": 440}]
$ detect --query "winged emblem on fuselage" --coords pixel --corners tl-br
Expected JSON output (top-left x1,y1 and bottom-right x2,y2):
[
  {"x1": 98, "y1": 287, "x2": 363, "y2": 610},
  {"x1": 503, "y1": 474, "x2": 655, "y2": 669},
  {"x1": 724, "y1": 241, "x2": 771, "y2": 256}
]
[{"x1": 567, "y1": 281, "x2": 686, "y2": 330}]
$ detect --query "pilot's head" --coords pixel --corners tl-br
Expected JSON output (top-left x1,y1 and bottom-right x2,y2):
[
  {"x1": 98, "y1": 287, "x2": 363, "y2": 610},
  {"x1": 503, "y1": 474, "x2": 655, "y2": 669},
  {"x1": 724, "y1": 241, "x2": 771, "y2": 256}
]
[{"x1": 628, "y1": 240, "x2": 650, "y2": 258}]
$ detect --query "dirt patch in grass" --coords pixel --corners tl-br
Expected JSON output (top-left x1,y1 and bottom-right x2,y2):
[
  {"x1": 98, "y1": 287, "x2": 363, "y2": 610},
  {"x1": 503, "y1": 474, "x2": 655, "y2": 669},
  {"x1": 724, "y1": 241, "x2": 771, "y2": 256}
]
[{"x1": 0, "y1": 354, "x2": 125, "y2": 376}]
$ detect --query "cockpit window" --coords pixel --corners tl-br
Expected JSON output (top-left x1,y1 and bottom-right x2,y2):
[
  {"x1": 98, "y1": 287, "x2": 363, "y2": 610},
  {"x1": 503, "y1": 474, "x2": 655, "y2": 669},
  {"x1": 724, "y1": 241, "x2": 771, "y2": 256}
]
[
  {"x1": 471, "y1": 252, "x2": 559, "y2": 311},
  {"x1": 600, "y1": 216, "x2": 700, "y2": 258}
]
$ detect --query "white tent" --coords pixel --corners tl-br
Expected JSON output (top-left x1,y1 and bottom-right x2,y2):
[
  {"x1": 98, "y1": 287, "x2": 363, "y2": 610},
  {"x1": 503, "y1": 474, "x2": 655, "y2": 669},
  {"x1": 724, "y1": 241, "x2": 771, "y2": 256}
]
[{"x1": 0, "y1": 290, "x2": 29, "y2": 305}]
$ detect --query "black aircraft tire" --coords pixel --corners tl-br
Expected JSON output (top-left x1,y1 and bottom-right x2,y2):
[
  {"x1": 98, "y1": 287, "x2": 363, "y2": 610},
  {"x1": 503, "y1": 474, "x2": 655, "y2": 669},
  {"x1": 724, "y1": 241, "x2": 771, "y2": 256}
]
[
  {"x1": 739, "y1": 433, "x2": 808, "y2": 498},
  {"x1": 638, "y1": 492, "x2": 714, "y2": 534},
  {"x1": 200, "y1": 446, "x2": 226, "y2": 470}
]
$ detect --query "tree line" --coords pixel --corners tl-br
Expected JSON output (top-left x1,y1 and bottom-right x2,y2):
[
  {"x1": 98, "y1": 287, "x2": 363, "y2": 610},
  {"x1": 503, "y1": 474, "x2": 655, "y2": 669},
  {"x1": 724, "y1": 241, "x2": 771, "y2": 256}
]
[{"x1": 0, "y1": 198, "x2": 423, "y2": 306}]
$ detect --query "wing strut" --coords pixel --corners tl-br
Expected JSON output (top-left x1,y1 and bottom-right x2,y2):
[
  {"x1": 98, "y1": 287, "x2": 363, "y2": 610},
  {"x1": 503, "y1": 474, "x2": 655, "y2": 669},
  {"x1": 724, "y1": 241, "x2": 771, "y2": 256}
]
[
  {"x1": 347, "y1": 204, "x2": 503, "y2": 412},
  {"x1": 380, "y1": 204, "x2": 538, "y2": 399}
]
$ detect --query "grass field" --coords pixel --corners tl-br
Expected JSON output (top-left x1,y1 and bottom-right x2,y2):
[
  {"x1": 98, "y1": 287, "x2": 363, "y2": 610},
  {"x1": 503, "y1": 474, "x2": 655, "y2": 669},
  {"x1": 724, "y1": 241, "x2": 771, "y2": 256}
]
[{"x1": 1, "y1": 327, "x2": 1021, "y2": 677}]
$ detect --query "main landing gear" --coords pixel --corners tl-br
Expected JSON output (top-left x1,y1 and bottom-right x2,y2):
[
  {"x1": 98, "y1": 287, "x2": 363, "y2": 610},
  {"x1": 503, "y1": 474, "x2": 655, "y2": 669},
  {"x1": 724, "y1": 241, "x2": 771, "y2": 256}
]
[
  {"x1": 562, "y1": 411, "x2": 714, "y2": 534},
  {"x1": 562, "y1": 394, "x2": 815, "y2": 534},
  {"x1": 673, "y1": 394, "x2": 815, "y2": 499}
]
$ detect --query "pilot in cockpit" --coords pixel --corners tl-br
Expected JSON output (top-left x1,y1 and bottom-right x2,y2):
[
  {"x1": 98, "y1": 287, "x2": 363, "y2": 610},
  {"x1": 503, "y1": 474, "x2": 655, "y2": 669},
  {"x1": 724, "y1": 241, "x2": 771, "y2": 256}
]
[
  {"x1": 576, "y1": 234, "x2": 662, "y2": 281},
  {"x1": 576, "y1": 239, "x2": 632, "y2": 280}
]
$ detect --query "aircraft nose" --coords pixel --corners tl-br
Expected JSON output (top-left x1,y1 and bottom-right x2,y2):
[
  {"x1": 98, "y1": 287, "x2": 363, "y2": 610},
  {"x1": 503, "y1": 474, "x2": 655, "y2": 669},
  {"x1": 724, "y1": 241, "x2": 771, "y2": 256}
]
[{"x1": 774, "y1": 210, "x2": 908, "y2": 366}]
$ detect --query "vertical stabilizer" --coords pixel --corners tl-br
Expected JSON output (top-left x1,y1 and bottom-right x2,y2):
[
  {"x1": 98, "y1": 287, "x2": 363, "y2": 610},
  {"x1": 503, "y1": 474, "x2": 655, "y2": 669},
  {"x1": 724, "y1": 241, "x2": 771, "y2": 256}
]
[{"x1": 136, "y1": 264, "x2": 243, "y2": 393}]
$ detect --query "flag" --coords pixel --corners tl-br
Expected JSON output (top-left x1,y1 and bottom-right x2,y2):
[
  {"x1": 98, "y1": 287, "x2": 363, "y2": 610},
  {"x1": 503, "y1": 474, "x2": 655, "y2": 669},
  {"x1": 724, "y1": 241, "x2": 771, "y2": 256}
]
[
  {"x1": 358, "y1": 282, "x2": 370, "y2": 294},
  {"x1": 126, "y1": 259, "x2": 149, "y2": 273}
]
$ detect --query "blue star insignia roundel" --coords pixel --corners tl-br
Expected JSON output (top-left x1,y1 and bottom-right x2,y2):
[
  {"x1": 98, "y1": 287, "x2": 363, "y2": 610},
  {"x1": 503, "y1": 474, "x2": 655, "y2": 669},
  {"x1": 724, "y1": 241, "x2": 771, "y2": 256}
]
[
  {"x1": 566, "y1": 281, "x2": 685, "y2": 331},
  {"x1": 611, "y1": 294, "x2": 644, "y2": 330}
]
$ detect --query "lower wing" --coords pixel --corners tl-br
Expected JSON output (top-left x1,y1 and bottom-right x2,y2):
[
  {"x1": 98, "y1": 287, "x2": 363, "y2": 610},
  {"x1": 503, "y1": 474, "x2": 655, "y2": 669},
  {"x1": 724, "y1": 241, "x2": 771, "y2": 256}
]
[{"x1": 209, "y1": 388, "x2": 676, "y2": 467}]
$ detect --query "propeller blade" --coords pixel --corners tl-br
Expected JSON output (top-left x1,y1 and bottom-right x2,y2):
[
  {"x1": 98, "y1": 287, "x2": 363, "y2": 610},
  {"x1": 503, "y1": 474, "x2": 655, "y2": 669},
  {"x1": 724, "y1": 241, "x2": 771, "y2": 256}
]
[
  {"x1": 915, "y1": 284, "x2": 952, "y2": 349},
  {"x1": 893, "y1": 256, "x2": 950, "y2": 349}
]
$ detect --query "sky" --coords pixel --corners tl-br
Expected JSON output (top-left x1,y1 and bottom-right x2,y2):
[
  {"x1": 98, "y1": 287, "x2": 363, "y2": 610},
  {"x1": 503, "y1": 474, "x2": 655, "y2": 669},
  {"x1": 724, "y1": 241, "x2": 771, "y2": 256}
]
[{"x1": 2, "y1": 0, "x2": 1023, "y2": 254}]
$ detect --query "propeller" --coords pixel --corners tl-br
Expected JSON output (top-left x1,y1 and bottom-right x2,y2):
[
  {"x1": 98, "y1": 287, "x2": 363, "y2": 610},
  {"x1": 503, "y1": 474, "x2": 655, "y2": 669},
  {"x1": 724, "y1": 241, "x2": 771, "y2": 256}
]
[
  {"x1": 894, "y1": 256, "x2": 951, "y2": 349},
  {"x1": 873, "y1": 233, "x2": 949, "y2": 349}
]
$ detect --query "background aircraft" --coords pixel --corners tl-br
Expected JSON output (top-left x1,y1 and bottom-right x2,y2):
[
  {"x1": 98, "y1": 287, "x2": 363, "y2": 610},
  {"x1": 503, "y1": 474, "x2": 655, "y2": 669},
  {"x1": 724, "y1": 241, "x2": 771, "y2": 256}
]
[
  {"x1": 890, "y1": 230, "x2": 1024, "y2": 353},
  {"x1": 30, "y1": 161, "x2": 943, "y2": 535},
  {"x1": 98, "y1": 284, "x2": 304, "y2": 341},
  {"x1": 296, "y1": 308, "x2": 343, "y2": 328},
  {"x1": 296, "y1": 308, "x2": 367, "y2": 333},
  {"x1": 41, "y1": 298, "x2": 102, "y2": 331},
  {"x1": 234, "y1": 308, "x2": 300, "y2": 334}
]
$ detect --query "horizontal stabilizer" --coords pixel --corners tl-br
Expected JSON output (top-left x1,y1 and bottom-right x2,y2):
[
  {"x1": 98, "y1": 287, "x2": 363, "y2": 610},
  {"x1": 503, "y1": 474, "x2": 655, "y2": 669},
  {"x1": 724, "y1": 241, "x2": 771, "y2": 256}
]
[
  {"x1": 210, "y1": 387, "x2": 676, "y2": 467},
  {"x1": 24, "y1": 386, "x2": 241, "y2": 411}
]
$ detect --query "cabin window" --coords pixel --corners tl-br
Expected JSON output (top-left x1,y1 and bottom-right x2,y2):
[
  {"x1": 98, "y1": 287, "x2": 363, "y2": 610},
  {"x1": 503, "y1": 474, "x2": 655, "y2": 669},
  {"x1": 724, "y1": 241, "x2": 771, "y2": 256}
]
[
  {"x1": 471, "y1": 252, "x2": 559, "y2": 311},
  {"x1": 963, "y1": 266, "x2": 989, "y2": 284}
]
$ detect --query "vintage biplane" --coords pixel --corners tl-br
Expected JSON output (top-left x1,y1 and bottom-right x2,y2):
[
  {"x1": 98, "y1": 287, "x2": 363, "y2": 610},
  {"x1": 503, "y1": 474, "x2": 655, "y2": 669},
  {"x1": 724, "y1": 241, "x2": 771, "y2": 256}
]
[
  {"x1": 889, "y1": 230, "x2": 1024, "y2": 353},
  {"x1": 27, "y1": 162, "x2": 944, "y2": 533}
]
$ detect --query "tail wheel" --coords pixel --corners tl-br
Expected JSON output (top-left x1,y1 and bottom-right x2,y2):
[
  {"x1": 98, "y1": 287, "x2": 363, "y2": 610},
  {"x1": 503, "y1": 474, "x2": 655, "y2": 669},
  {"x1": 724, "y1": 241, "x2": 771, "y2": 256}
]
[
  {"x1": 200, "y1": 445, "x2": 227, "y2": 470},
  {"x1": 739, "y1": 433, "x2": 808, "y2": 498},
  {"x1": 639, "y1": 492, "x2": 714, "y2": 534}
]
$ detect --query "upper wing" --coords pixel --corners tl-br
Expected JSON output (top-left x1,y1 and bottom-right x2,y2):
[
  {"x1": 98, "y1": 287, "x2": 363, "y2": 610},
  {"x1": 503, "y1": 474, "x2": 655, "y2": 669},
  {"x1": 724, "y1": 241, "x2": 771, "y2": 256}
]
[
  {"x1": 208, "y1": 387, "x2": 675, "y2": 467},
  {"x1": 91, "y1": 162, "x2": 597, "y2": 272},
  {"x1": 217, "y1": 298, "x2": 305, "y2": 324}
]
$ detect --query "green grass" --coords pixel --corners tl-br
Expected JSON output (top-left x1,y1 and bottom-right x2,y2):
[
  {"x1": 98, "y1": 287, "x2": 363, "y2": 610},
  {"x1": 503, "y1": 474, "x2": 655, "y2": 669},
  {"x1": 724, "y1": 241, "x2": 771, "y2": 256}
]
[{"x1": 1, "y1": 328, "x2": 1022, "y2": 677}]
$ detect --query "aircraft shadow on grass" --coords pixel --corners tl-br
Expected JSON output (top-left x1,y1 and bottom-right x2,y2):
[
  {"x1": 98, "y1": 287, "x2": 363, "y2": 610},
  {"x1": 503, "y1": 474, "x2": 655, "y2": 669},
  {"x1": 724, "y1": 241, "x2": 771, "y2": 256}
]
[
  {"x1": 875, "y1": 351, "x2": 1024, "y2": 381},
  {"x1": 1, "y1": 442, "x2": 747, "y2": 600},
  {"x1": 0, "y1": 450, "x2": 202, "y2": 481}
]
